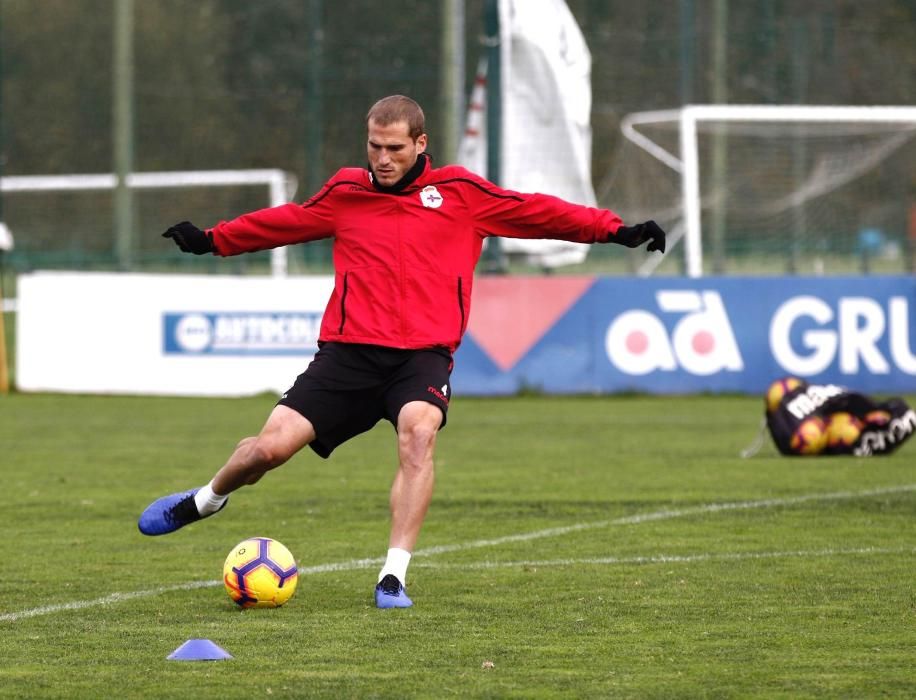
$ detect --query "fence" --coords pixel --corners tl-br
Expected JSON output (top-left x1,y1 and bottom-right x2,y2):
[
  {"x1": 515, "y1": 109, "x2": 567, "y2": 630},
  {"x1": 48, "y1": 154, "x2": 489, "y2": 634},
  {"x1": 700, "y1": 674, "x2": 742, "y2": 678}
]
[{"x1": 1, "y1": 0, "x2": 915, "y2": 276}]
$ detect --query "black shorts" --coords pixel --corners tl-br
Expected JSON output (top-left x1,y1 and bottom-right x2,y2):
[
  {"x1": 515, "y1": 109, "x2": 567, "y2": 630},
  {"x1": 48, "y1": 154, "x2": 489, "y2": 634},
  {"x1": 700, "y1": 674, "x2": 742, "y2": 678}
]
[{"x1": 277, "y1": 342, "x2": 454, "y2": 459}]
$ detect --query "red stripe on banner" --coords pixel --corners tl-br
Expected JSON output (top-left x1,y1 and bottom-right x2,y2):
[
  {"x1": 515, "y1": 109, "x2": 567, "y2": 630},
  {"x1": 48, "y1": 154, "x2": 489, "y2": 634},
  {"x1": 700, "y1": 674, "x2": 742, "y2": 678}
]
[{"x1": 467, "y1": 276, "x2": 595, "y2": 371}]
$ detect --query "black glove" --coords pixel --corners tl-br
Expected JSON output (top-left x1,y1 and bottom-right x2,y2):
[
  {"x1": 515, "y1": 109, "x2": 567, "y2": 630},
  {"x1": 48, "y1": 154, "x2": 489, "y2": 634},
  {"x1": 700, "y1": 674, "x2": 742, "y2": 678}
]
[
  {"x1": 609, "y1": 220, "x2": 666, "y2": 253},
  {"x1": 162, "y1": 221, "x2": 214, "y2": 255}
]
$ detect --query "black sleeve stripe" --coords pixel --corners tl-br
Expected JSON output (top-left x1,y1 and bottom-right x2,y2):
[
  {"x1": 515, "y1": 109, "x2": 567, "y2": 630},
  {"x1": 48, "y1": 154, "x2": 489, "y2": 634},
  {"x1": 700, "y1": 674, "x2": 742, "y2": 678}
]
[
  {"x1": 424, "y1": 177, "x2": 524, "y2": 202},
  {"x1": 301, "y1": 180, "x2": 368, "y2": 209}
]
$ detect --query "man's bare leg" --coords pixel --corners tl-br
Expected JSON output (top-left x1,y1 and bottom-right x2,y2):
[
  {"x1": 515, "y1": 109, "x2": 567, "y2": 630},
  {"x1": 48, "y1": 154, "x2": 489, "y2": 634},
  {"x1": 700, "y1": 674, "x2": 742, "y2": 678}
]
[
  {"x1": 139, "y1": 405, "x2": 315, "y2": 535},
  {"x1": 389, "y1": 400, "x2": 442, "y2": 552},
  {"x1": 375, "y1": 400, "x2": 442, "y2": 607},
  {"x1": 210, "y1": 405, "x2": 317, "y2": 494}
]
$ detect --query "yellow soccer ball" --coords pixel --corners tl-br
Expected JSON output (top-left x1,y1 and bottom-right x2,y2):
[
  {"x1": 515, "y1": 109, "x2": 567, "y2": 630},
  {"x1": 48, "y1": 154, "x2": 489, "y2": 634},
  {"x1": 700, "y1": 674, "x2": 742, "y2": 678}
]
[
  {"x1": 790, "y1": 416, "x2": 828, "y2": 455},
  {"x1": 223, "y1": 537, "x2": 299, "y2": 609},
  {"x1": 826, "y1": 412, "x2": 863, "y2": 449},
  {"x1": 765, "y1": 377, "x2": 803, "y2": 413}
]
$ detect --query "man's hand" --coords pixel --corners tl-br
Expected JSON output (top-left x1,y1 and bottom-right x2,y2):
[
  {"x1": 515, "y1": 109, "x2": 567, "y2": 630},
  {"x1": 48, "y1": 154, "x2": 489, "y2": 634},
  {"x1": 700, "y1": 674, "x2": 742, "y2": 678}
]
[
  {"x1": 163, "y1": 221, "x2": 214, "y2": 255},
  {"x1": 608, "y1": 220, "x2": 666, "y2": 253}
]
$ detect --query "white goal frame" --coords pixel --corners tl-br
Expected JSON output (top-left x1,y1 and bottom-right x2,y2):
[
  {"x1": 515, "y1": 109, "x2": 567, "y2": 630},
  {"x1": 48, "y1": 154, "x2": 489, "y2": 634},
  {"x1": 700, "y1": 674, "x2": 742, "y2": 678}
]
[
  {"x1": 622, "y1": 105, "x2": 916, "y2": 277},
  {"x1": 0, "y1": 169, "x2": 299, "y2": 276}
]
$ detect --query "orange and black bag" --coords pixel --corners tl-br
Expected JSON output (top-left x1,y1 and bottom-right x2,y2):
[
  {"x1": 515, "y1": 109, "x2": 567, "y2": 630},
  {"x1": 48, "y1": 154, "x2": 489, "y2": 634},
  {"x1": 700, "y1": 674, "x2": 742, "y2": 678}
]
[{"x1": 762, "y1": 377, "x2": 915, "y2": 456}]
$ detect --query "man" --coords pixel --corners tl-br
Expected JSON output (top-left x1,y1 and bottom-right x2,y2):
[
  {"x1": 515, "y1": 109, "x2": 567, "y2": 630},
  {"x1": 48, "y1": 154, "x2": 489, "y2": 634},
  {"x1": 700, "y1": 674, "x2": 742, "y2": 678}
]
[{"x1": 138, "y1": 95, "x2": 665, "y2": 609}]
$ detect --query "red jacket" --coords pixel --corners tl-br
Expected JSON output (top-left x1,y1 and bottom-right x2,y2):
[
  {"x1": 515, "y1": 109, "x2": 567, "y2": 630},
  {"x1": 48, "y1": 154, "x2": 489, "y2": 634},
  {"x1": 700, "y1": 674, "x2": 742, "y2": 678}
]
[{"x1": 210, "y1": 156, "x2": 623, "y2": 352}]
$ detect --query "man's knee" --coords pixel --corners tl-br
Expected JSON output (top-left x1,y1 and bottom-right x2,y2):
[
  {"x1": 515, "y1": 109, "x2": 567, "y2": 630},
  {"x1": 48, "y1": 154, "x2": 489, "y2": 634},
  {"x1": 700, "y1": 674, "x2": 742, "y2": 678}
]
[
  {"x1": 249, "y1": 405, "x2": 317, "y2": 470},
  {"x1": 397, "y1": 402, "x2": 442, "y2": 467},
  {"x1": 399, "y1": 400, "x2": 441, "y2": 433},
  {"x1": 398, "y1": 421, "x2": 437, "y2": 452},
  {"x1": 248, "y1": 435, "x2": 293, "y2": 470},
  {"x1": 236, "y1": 436, "x2": 257, "y2": 451}
]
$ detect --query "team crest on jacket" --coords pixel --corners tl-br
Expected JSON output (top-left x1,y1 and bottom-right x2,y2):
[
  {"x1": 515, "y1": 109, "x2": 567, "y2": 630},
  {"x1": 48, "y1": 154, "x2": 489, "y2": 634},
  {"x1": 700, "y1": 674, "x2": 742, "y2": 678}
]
[{"x1": 420, "y1": 185, "x2": 444, "y2": 208}]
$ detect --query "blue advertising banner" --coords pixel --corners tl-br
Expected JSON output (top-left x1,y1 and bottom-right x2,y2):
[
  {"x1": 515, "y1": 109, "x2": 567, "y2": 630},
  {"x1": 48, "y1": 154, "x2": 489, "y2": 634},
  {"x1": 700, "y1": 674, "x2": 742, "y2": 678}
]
[
  {"x1": 453, "y1": 276, "x2": 916, "y2": 396},
  {"x1": 163, "y1": 311, "x2": 323, "y2": 356}
]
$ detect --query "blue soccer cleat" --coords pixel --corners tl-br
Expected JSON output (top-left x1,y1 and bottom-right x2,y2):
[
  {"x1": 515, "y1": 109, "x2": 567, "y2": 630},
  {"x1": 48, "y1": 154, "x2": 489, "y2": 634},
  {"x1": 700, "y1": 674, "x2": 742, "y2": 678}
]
[
  {"x1": 138, "y1": 488, "x2": 226, "y2": 536},
  {"x1": 375, "y1": 574, "x2": 413, "y2": 608}
]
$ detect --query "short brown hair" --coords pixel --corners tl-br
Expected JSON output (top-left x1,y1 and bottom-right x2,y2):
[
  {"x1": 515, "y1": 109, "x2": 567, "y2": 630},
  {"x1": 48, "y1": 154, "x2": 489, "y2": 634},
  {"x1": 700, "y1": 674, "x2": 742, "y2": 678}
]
[{"x1": 366, "y1": 95, "x2": 426, "y2": 140}]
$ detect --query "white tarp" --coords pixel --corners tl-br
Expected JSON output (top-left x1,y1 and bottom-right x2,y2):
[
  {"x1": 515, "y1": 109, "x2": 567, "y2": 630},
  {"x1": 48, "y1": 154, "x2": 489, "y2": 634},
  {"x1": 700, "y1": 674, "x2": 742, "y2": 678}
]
[
  {"x1": 457, "y1": 0, "x2": 595, "y2": 267},
  {"x1": 0, "y1": 222, "x2": 14, "y2": 251}
]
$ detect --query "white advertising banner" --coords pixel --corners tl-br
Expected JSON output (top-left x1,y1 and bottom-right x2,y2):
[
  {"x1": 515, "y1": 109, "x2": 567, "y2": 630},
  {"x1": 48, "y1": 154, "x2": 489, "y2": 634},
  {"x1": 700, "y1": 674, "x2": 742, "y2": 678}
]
[{"x1": 16, "y1": 272, "x2": 334, "y2": 396}]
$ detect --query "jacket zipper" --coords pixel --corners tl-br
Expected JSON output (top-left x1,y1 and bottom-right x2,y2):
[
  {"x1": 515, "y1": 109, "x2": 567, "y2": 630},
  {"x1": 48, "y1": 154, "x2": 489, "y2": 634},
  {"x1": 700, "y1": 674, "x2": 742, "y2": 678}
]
[
  {"x1": 457, "y1": 276, "x2": 466, "y2": 336},
  {"x1": 338, "y1": 272, "x2": 349, "y2": 334}
]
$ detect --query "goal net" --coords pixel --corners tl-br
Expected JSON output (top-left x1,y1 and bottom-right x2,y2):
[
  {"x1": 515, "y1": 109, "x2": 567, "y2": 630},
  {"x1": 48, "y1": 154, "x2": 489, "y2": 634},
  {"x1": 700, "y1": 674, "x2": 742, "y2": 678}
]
[
  {"x1": 598, "y1": 105, "x2": 916, "y2": 277},
  {"x1": 0, "y1": 169, "x2": 303, "y2": 276}
]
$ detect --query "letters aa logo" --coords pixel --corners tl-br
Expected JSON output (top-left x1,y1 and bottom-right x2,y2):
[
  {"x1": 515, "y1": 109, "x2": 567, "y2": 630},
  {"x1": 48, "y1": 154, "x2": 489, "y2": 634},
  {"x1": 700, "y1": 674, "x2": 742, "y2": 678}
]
[{"x1": 606, "y1": 291, "x2": 743, "y2": 376}]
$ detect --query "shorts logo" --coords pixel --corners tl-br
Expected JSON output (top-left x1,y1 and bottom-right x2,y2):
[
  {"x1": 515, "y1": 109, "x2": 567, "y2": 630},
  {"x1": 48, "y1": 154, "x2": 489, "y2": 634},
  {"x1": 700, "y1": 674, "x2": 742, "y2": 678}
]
[
  {"x1": 428, "y1": 385, "x2": 449, "y2": 404},
  {"x1": 420, "y1": 186, "x2": 443, "y2": 209}
]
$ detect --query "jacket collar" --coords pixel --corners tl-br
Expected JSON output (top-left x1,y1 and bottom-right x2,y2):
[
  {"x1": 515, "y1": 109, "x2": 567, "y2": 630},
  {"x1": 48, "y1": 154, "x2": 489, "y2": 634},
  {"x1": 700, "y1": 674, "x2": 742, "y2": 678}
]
[{"x1": 368, "y1": 153, "x2": 429, "y2": 193}]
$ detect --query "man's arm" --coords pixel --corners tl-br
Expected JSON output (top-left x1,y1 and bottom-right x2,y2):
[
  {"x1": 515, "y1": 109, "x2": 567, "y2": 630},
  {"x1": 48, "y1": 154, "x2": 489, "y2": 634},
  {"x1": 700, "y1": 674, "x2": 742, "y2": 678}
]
[
  {"x1": 163, "y1": 177, "x2": 340, "y2": 257},
  {"x1": 208, "y1": 200, "x2": 335, "y2": 256},
  {"x1": 461, "y1": 169, "x2": 665, "y2": 253}
]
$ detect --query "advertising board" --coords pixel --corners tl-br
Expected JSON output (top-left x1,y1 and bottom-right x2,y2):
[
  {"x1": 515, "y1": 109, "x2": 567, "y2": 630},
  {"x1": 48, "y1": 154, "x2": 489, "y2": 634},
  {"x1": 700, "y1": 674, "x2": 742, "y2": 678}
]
[{"x1": 16, "y1": 272, "x2": 916, "y2": 396}]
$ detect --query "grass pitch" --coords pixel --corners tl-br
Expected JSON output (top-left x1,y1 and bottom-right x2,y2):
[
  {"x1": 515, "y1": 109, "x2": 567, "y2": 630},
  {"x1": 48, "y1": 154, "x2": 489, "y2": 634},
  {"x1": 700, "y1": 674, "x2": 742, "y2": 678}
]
[{"x1": 1, "y1": 392, "x2": 914, "y2": 698}]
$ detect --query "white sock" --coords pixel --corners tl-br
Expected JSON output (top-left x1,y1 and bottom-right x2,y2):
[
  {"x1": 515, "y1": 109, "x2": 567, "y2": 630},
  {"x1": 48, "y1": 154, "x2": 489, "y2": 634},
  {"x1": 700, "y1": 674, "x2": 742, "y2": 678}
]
[
  {"x1": 194, "y1": 481, "x2": 228, "y2": 515},
  {"x1": 378, "y1": 548, "x2": 412, "y2": 585}
]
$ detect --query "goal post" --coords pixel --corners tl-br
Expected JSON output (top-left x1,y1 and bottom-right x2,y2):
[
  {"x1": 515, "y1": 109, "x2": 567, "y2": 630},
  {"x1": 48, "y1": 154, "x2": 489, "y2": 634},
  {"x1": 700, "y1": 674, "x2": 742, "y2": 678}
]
[
  {"x1": 613, "y1": 105, "x2": 916, "y2": 277},
  {"x1": 0, "y1": 169, "x2": 298, "y2": 276}
]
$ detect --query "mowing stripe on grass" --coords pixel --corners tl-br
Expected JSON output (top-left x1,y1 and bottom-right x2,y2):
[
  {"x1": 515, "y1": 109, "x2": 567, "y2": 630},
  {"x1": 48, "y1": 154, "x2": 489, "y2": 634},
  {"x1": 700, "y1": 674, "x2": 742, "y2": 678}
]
[
  {"x1": 1, "y1": 483, "x2": 913, "y2": 623},
  {"x1": 0, "y1": 581, "x2": 218, "y2": 622},
  {"x1": 413, "y1": 545, "x2": 916, "y2": 570},
  {"x1": 413, "y1": 482, "x2": 916, "y2": 556}
]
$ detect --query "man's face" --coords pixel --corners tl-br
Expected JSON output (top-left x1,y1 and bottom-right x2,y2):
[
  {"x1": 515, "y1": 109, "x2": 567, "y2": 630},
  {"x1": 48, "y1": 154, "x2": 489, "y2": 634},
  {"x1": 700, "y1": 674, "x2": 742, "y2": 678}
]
[{"x1": 367, "y1": 119, "x2": 427, "y2": 187}]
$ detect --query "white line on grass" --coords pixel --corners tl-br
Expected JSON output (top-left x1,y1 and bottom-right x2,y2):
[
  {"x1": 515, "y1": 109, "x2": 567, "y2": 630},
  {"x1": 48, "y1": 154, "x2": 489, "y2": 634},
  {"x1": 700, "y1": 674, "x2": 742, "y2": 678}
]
[
  {"x1": 411, "y1": 545, "x2": 916, "y2": 570},
  {"x1": 411, "y1": 483, "x2": 916, "y2": 556},
  {"x1": 1, "y1": 483, "x2": 913, "y2": 623}
]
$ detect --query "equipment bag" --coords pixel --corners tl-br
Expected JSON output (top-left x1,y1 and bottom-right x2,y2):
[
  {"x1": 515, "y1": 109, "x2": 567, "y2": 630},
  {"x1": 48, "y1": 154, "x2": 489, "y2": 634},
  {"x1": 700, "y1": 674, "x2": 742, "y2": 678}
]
[{"x1": 763, "y1": 377, "x2": 915, "y2": 456}]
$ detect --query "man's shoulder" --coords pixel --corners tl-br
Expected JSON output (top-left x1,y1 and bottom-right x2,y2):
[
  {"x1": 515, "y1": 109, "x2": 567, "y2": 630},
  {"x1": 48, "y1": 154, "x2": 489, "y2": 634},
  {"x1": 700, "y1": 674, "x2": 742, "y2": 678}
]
[
  {"x1": 427, "y1": 163, "x2": 482, "y2": 182},
  {"x1": 423, "y1": 165, "x2": 514, "y2": 198},
  {"x1": 329, "y1": 167, "x2": 368, "y2": 184}
]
